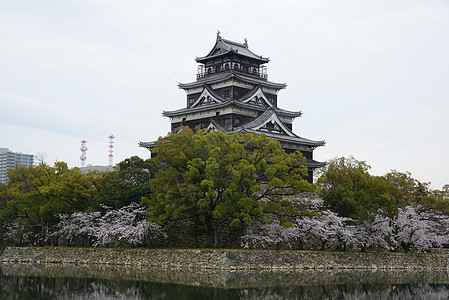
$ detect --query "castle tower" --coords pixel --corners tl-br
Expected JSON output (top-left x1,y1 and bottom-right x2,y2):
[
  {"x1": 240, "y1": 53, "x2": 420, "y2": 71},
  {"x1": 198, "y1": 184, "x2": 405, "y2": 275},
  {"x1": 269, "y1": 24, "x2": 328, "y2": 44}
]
[{"x1": 140, "y1": 33, "x2": 325, "y2": 182}]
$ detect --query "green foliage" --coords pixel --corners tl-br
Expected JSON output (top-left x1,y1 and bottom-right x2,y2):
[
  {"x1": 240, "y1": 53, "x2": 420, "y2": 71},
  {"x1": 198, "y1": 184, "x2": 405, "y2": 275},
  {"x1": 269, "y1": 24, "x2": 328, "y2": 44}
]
[
  {"x1": 317, "y1": 157, "x2": 401, "y2": 221},
  {"x1": 385, "y1": 170, "x2": 449, "y2": 214},
  {"x1": 0, "y1": 157, "x2": 160, "y2": 246},
  {"x1": 93, "y1": 156, "x2": 155, "y2": 209},
  {"x1": 0, "y1": 162, "x2": 100, "y2": 245},
  {"x1": 431, "y1": 185, "x2": 449, "y2": 214},
  {"x1": 144, "y1": 127, "x2": 315, "y2": 247}
]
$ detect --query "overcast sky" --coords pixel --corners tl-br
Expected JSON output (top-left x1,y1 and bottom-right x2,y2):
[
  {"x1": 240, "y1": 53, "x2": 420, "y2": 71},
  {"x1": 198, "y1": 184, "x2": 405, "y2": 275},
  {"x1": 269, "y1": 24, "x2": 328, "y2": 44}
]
[{"x1": 1, "y1": 0, "x2": 448, "y2": 189}]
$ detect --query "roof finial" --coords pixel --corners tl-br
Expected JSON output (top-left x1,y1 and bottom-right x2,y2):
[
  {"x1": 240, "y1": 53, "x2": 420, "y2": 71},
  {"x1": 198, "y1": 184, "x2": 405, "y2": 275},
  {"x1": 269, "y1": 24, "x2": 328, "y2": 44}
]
[
  {"x1": 244, "y1": 38, "x2": 248, "y2": 48},
  {"x1": 217, "y1": 30, "x2": 221, "y2": 40}
]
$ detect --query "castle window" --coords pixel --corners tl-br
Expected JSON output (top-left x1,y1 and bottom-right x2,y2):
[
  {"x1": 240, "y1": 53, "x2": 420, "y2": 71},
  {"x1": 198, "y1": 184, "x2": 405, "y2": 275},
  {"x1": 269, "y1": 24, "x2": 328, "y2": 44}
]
[
  {"x1": 207, "y1": 68, "x2": 212, "y2": 74},
  {"x1": 234, "y1": 63, "x2": 239, "y2": 70},
  {"x1": 235, "y1": 118, "x2": 240, "y2": 125},
  {"x1": 224, "y1": 63, "x2": 229, "y2": 70},
  {"x1": 224, "y1": 118, "x2": 231, "y2": 124},
  {"x1": 224, "y1": 90, "x2": 230, "y2": 97}
]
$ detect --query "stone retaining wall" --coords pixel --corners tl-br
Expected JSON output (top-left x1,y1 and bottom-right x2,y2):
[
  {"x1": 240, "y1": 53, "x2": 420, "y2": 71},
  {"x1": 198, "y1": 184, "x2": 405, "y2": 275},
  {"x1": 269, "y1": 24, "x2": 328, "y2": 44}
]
[{"x1": 2, "y1": 247, "x2": 449, "y2": 271}]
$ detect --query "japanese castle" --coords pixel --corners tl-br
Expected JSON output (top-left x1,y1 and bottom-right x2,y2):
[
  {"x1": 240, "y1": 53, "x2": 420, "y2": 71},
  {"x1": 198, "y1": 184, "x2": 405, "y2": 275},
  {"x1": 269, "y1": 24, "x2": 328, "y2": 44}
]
[{"x1": 140, "y1": 33, "x2": 325, "y2": 182}]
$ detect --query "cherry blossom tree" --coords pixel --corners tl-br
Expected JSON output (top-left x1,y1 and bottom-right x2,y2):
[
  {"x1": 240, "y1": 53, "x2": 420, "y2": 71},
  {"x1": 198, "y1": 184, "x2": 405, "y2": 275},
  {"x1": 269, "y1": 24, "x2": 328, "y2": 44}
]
[
  {"x1": 57, "y1": 203, "x2": 166, "y2": 247},
  {"x1": 242, "y1": 210, "x2": 357, "y2": 251},
  {"x1": 318, "y1": 210, "x2": 357, "y2": 251},
  {"x1": 242, "y1": 201, "x2": 449, "y2": 252},
  {"x1": 294, "y1": 210, "x2": 357, "y2": 250},
  {"x1": 353, "y1": 214, "x2": 393, "y2": 252},
  {"x1": 394, "y1": 206, "x2": 445, "y2": 252},
  {"x1": 241, "y1": 220, "x2": 299, "y2": 249},
  {"x1": 56, "y1": 211, "x2": 100, "y2": 246}
]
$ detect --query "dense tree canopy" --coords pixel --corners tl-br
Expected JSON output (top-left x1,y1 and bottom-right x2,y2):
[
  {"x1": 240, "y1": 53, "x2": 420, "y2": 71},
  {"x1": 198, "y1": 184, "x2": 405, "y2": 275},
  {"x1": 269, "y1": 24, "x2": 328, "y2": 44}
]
[
  {"x1": 385, "y1": 170, "x2": 449, "y2": 214},
  {"x1": 93, "y1": 156, "x2": 156, "y2": 209},
  {"x1": 317, "y1": 157, "x2": 402, "y2": 221},
  {"x1": 0, "y1": 158, "x2": 156, "y2": 246},
  {"x1": 0, "y1": 162, "x2": 100, "y2": 245},
  {"x1": 1, "y1": 144, "x2": 448, "y2": 252},
  {"x1": 144, "y1": 127, "x2": 315, "y2": 247}
]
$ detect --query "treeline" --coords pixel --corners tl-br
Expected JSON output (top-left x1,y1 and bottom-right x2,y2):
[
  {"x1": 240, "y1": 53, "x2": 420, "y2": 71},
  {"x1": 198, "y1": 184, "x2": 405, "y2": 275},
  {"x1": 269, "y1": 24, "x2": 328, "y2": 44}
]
[
  {"x1": 252, "y1": 156, "x2": 449, "y2": 253},
  {"x1": 0, "y1": 157, "x2": 158, "y2": 247},
  {"x1": 1, "y1": 128, "x2": 448, "y2": 252}
]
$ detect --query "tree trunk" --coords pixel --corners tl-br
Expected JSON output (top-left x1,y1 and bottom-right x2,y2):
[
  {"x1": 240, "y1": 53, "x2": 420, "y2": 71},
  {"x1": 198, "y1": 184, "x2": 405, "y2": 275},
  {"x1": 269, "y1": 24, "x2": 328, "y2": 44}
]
[
  {"x1": 205, "y1": 216, "x2": 214, "y2": 247},
  {"x1": 214, "y1": 219, "x2": 220, "y2": 248}
]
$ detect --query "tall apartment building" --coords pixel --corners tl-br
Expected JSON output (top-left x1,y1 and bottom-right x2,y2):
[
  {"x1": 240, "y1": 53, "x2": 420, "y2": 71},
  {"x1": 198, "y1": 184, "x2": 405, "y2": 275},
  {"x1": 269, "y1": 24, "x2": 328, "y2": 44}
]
[{"x1": 0, "y1": 148, "x2": 34, "y2": 184}]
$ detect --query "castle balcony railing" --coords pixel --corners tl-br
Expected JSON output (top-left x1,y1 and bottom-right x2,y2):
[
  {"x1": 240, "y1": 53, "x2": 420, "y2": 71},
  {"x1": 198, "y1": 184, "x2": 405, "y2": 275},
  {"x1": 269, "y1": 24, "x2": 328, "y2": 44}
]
[{"x1": 197, "y1": 65, "x2": 268, "y2": 81}]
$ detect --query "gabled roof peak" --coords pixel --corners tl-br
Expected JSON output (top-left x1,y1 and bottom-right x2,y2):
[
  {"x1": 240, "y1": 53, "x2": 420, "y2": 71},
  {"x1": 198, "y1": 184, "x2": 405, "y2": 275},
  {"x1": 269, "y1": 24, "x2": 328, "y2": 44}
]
[
  {"x1": 197, "y1": 33, "x2": 269, "y2": 64},
  {"x1": 217, "y1": 30, "x2": 248, "y2": 48}
]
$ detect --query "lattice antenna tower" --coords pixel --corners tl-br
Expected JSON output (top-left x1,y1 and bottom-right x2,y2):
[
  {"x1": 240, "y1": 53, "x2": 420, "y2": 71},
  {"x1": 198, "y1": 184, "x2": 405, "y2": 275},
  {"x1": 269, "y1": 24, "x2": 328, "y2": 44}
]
[
  {"x1": 80, "y1": 140, "x2": 87, "y2": 167},
  {"x1": 108, "y1": 135, "x2": 115, "y2": 167}
]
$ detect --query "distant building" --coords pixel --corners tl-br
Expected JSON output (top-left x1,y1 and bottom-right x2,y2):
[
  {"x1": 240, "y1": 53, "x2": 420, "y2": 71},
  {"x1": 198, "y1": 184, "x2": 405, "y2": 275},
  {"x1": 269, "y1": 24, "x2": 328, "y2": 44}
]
[
  {"x1": 79, "y1": 164, "x2": 114, "y2": 174},
  {"x1": 0, "y1": 148, "x2": 34, "y2": 184},
  {"x1": 140, "y1": 33, "x2": 325, "y2": 182}
]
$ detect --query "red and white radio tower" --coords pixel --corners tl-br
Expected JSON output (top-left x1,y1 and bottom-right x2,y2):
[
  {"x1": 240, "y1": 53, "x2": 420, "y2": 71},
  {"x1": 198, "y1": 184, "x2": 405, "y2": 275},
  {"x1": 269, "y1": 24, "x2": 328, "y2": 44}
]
[
  {"x1": 108, "y1": 135, "x2": 115, "y2": 167},
  {"x1": 80, "y1": 140, "x2": 87, "y2": 167}
]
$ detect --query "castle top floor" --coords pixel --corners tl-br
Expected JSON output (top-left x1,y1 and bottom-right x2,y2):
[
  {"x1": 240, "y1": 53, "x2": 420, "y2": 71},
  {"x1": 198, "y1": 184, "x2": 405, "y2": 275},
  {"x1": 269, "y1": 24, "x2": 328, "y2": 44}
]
[{"x1": 195, "y1": 32, "x2": 270, "y2": 81}]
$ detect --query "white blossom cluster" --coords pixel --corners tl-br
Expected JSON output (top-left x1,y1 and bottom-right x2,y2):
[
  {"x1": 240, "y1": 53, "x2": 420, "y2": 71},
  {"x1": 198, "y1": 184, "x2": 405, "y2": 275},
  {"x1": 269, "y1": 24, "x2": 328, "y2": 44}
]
[
  {"x1": 57, "y1": 203, "x2": 166, "y2": 247},
  {"x1": 242, "y1": 205, "x2": 449, "y2": 252}
]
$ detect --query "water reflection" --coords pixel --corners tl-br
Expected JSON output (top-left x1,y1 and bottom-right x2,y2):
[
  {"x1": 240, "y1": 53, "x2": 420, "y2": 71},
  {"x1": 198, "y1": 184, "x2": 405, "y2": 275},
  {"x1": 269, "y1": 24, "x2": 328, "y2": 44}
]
[{"x1": 1, "y1": 263, "x2": 449, "y2": 299}]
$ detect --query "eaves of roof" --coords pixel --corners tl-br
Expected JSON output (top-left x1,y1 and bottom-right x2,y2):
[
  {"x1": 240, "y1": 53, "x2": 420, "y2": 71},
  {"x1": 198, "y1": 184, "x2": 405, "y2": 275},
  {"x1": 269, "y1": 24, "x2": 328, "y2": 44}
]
[
  {"x1": 233, "y1": 128, "x2": 325, "y2": 147},
  {"x1": 162, "y1": 100, "x2": 261, "y2": 117},
  {"x1": 162, "y1": 98, "x2": 300, "y2": 118},
  {"x1": 178, "y1": 72, "x2": 286, "y2": 90},
  {"x1": 305, "y1": 159, "x2": 326, "y2": 168},
  {"x1": 138, "y1": 141, "x2": 155, "y2": 149}
]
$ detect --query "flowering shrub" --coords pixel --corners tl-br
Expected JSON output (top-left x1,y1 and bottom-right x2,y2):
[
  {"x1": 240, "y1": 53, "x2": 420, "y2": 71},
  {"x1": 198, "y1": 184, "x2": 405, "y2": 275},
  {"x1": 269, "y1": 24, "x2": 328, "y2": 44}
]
[
  {"x1": 242, "y1": 203, "x2": 449, "y2": 252},
  {"x1": 56, "y1": 203, "x2": 166, "y2": 247}
]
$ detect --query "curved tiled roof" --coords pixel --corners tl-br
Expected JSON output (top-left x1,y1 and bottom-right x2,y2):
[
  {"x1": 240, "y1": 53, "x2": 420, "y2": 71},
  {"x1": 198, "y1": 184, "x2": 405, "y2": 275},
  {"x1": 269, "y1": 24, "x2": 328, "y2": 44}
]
[
  {"x1": 163, "y1": 99, "x2": 263, "y2": 117},
  {"x1": 163, "y1": 97, "x2": 301, "y2": 119},
  {"x1": 305, "y1": 159, "x2": 327, "y2": 168},
  {"x1": 235, "y1": 128, "x2": 325, "y2": 147},
  {"x1": 178, "y1": 72, "x2": 286, "y2": 90},
  {"x1": 196, "y1": 36, "x2": 269, "y2": 64},
  {"x1": 238, "y1": 84, "x2": 261, "y2": 102},
  {"x1": 235, "y1": 107, "x2": 275, "y2": 130},
  {"x1": 231, "y1": 107, "x2": 325, "y2": 147}
]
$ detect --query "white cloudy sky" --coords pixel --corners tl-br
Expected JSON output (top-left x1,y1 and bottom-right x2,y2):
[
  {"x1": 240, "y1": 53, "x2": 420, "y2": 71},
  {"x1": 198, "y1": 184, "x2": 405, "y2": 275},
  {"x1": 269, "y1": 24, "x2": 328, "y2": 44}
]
[{"x1": 0, "y1": 0, "x2": 448, "y2": 188}]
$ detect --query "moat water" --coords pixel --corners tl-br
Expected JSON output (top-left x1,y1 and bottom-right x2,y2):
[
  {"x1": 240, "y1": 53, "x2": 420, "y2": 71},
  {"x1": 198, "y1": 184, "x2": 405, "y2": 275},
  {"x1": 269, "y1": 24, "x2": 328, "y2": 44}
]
[{"x1": 1, "y1": 263, "x2": 449, "y2": 299}]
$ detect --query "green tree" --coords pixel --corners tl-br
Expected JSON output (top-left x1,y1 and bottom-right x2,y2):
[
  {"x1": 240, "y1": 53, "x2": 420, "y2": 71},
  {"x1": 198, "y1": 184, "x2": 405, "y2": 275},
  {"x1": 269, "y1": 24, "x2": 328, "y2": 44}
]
[
  {"x1": 0, "y1": 162, "x2": 99, "y2": 245},
  {"x1": 144, "y1": 127, "x2": 315, "y2": 247},
  {"x1": 431, "y1": 184, "x2": 449, "y2": 214},
  {"x1": 383, "y1": 170, "x2": 433, "y2": 207},
  {"x1": 385, "y1": 170, "x2": 449, "y2": 214},
  {"x1": 39, "y1": 162, "x2": 99, "y2": 213},
  {"x1": 93, "y1": 156, "x2": 156, "y2": 209},
  {"x1": 317, "y1": 157, "x2": 401, "y2": 221}
]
